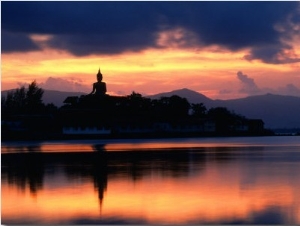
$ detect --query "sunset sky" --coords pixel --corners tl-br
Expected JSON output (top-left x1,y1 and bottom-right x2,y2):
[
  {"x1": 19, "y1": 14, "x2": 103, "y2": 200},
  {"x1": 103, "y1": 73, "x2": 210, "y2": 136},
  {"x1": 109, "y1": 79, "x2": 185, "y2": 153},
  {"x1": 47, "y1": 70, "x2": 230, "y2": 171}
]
[{"x1": 2, "y1": 1, "x2": 300, "y2": 99}]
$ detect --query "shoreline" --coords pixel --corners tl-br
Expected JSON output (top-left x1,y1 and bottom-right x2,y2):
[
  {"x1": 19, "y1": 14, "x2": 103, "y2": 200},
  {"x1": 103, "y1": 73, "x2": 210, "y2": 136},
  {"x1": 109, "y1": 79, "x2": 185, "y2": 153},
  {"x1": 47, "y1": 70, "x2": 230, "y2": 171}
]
[{"x1": 1, "y1": 130, "x2": 278, "y2": 142}]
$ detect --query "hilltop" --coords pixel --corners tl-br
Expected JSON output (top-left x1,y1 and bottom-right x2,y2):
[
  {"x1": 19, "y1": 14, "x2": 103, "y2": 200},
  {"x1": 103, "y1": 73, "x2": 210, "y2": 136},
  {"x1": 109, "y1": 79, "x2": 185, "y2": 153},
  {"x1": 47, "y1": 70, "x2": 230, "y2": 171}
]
[
  {"x1": 148, "y1": 88, "x2": 300, "y2": 129},
  {"x1": 2, "y1": 87, "x2": 300, "y2": 129}
]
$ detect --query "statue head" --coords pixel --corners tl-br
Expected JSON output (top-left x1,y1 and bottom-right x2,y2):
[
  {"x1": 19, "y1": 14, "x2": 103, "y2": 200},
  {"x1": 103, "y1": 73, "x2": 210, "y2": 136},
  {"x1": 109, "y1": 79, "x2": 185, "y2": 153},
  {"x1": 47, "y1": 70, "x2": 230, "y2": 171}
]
[{"x1": 97, "y1": 68, "x2": 103, "y2": 81}]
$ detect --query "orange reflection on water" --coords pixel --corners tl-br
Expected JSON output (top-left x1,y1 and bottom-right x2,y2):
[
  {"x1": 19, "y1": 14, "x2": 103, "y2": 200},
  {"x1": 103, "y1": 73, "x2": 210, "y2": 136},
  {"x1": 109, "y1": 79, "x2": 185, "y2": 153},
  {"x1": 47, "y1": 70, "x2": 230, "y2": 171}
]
[
  {"x1": 1, "y1": 142, "x2": 95, "y2": 154},
  {"x1": 2, "y1": 160, "x2": 299, "y2": 224},
  {"x1": 40, "y1": 143, "x2": 95, "y2": 153},
  {"x1": 2, "y1": 182, "x2": 100, "y2": 224},
  {"x1": 103, "y1": 163, "x2": 298, "y2": 224},
  {"x1": 2, "y1": 136, "x2": 300, "y2": 154}
]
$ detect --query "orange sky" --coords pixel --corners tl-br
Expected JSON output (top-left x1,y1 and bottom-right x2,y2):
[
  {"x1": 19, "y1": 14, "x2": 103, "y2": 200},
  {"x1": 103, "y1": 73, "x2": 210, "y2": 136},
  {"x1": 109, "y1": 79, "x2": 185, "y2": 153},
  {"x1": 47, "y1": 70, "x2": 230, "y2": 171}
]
[
  {"x1": 2, "y1": 1, "x2": 300, "y2": 100},
  {"x1": 2, "y1": 43, "x2": 300, "y2": 100}
]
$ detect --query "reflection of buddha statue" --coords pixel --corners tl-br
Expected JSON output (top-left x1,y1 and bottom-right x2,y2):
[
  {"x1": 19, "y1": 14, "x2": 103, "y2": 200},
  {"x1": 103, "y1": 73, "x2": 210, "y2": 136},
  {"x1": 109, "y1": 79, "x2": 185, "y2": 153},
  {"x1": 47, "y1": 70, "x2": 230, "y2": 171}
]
[{"x1": 90, "y1": 68, "x2": 107, "y2": 96}]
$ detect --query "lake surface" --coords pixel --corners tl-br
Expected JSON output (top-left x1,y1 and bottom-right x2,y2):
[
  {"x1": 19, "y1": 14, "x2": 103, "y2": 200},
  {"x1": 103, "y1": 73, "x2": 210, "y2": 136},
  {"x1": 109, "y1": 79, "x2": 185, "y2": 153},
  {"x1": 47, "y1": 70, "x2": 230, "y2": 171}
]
[{"x1": 2, "y1": 136, "x2": 300, "y2": 224}]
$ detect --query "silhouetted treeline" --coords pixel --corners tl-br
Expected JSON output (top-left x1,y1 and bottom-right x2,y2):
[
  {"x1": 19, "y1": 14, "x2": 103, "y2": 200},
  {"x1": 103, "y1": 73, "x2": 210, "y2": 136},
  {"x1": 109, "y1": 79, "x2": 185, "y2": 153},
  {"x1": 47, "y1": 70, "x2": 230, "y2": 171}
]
[
  {"x1": 2, "y1": 81, "x2": 57, "y2": 114},
  {"x1": 1, "y1": 82, "x2": 272, "y2": 140},
  {"x1": 61, "y1": 92, "x2": 192, "y2": 123},
  {"x1": 1, "y1": 81, "x2": 58, "y2": 139}
]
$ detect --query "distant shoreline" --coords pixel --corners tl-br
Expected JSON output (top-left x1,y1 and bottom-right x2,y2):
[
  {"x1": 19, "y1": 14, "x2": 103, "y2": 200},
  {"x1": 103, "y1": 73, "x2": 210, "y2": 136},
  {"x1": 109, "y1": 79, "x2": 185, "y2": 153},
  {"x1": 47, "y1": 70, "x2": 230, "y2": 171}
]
[{"x1": 2, "y1": 130, "x2": 288, "y2": 142}]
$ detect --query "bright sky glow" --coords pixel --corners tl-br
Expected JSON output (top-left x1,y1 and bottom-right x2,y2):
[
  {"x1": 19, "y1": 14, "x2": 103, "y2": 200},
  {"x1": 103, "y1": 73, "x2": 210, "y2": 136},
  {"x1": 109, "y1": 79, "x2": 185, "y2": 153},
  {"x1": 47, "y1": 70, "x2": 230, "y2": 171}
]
[{"x1": 2, "y1": 2, "x2": 300, "y2": 99}]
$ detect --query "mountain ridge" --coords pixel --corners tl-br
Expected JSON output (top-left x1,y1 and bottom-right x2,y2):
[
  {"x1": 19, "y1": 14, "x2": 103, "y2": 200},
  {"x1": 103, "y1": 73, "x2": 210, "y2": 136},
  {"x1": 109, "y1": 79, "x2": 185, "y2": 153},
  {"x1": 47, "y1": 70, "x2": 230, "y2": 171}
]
[
  {"x1": 147, "y1": 88, "x2": 212, "y2": 104},
  {"x1": 147, "y1": 88, "x2": 300, "y2": 129},
  {"x1": 2, "y1": 88, "x2": 300, "y2": 129}
]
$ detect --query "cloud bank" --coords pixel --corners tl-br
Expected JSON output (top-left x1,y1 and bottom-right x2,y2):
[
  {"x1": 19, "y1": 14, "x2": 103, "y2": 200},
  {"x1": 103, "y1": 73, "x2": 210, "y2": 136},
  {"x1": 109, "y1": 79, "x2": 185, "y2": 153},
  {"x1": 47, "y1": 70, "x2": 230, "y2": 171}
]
[
  {"x1": 236, "y1": 71, "x2": 300, "y2": 97},
  {"x1": 39, "y1": 77, "x2": 90, "y2": 93},
  {"x1": 2, "y1": 2, "x2": 300, "y2": 64},
  {"x1": 237, "y1": 71, "x2": 261, "y2": 94}
]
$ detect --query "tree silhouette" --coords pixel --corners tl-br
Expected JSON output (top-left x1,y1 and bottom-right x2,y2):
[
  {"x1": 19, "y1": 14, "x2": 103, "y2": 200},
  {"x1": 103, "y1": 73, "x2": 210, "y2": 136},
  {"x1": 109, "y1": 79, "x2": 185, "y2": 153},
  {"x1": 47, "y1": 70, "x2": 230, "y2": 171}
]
[
  {"x1": 126, "y1": 92, "x2": 152, "y2": 114},
  {"x1": 1, "y1": 81, "x2": 60, "y2": 139},
  {"x1": 2, "y1": 80, "x2": 267, "y2": 140},
  {"x1": 191, "y1": 103, "x2": 207, "y2": 118},
  {"x1": 151, "y1": 95, "x2": 190, "y2": 120},
  {"x1": 207, "y1": 107, "x2": 246, "y2": 134},
  {"x1": 2, "y1": 86, "x2": 26, "y2": 113},
  {"x1": 168, "y1": 95, "x2": 190, "y2": 117},
  {"x1": 25, "y1": 80, "x2": 44, "y2": 113},
  {"x1": 2, "y1": 81, "x2": 45, "y2": 114}
]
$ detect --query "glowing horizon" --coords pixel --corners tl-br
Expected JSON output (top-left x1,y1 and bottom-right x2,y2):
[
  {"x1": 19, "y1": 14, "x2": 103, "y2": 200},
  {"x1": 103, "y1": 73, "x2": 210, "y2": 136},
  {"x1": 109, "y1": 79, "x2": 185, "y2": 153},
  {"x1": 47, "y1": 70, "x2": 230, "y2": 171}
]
[
  {"x1": 2, "y1": 2, "x2": 300, "y2": 100},
  {"x1": 2, "y1": 46, "x2": 300, "y2": 100}
]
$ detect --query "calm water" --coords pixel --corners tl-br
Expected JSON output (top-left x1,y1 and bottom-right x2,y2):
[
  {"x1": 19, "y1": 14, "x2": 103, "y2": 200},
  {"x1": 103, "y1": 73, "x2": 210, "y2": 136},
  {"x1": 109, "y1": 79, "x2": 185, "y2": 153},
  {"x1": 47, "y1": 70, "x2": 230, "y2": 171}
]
[{"x1": 2, "y1": 136, "x2": 300, "y2": 224}]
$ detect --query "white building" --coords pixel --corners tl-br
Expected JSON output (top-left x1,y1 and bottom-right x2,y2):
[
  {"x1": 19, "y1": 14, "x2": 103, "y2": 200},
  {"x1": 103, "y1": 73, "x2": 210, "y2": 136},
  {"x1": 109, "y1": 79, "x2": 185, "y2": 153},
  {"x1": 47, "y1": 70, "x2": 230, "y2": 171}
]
[{"x1": 62, "y1": 126, "x2": 111, "y2": 135}]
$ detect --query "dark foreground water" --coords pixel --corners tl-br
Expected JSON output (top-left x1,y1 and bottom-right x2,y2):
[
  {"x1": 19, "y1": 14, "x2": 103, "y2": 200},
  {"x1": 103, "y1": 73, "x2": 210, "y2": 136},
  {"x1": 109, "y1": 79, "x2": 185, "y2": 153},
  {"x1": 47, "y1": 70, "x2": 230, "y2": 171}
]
[{"x1": 2, "y1": 136, "x2": 300, "y2": 225}]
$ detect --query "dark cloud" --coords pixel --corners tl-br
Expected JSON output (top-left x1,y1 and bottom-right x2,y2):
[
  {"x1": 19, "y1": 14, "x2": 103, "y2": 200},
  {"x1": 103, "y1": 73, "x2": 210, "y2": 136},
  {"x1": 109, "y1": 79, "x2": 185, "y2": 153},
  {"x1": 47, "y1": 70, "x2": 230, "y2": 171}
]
[
  {"x1": 47, "y1": 31, "x2": 157, "y2": 56},
  {"x1": 1, "y1": 2, "x2": 300, "y2": 63},
  {"x1": 1, "y1": 31, "x2": 41, "y2": 53},
  {"x1": 244, "y1": 44, "x2": 300, "y2": 64}
]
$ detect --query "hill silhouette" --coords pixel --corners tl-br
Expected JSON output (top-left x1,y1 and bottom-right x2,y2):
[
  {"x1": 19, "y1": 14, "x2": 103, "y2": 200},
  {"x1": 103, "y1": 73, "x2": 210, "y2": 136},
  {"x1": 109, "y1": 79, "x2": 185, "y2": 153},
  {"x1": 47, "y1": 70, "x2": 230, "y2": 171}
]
[
  {"x1": 2, "y1": 88, "x2": 300, "y2": 129},
  {"x1": 148, "y1": 88, "x2": 212, "y2": 105},
  {"x1": 213, "y1": 93, "x2": 300, "y2": 129},
  {"x1": 148, "y1": 88, "x2": 300, "y2": 129}
]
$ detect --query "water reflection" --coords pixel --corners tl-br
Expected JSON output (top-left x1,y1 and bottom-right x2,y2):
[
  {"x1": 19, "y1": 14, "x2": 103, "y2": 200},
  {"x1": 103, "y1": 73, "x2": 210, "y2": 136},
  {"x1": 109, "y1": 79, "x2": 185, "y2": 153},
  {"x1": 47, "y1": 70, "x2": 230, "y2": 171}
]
[
  {"x1": 2, "y1": 142, "x2": 300, "y2": 224},
  {"x1": 3, "y1": 154, "x2": 45, "y2": 195},
  {"x1": 2, "y1": 136, "x2": 300, "y2": 154}
]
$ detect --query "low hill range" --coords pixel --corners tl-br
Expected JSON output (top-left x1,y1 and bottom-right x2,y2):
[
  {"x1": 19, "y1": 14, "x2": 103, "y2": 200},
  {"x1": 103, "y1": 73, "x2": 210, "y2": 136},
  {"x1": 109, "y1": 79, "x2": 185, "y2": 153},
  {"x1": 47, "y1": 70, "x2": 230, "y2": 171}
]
[
  {"x1": 2, "y1": 88, "x2": 300, "y2": 129},
  {"x1": 149, "y1": 88, "x2": 300, "y2": 129}
]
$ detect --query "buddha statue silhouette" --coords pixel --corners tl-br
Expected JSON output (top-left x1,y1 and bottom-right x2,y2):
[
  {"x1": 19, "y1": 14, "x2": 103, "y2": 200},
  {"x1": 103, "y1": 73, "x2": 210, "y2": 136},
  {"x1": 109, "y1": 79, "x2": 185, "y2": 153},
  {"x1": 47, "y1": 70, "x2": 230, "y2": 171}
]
[{"x1": 90, "y1": 68, "x2": 107, "y2": 96}]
